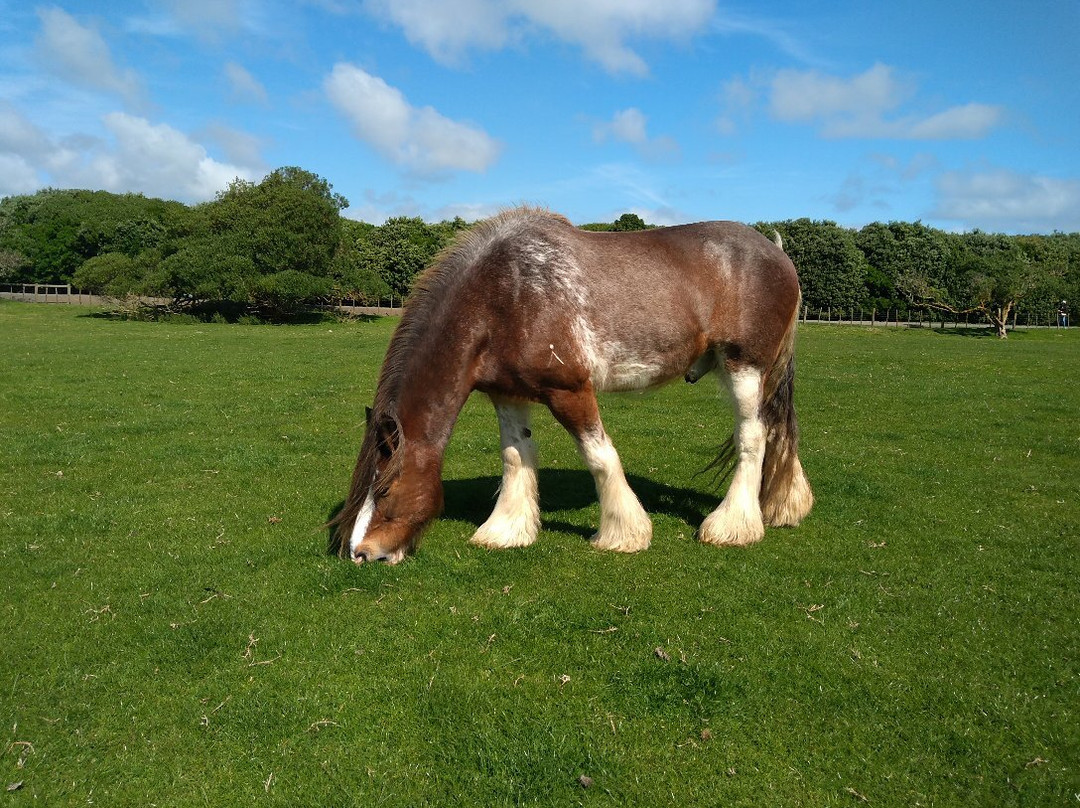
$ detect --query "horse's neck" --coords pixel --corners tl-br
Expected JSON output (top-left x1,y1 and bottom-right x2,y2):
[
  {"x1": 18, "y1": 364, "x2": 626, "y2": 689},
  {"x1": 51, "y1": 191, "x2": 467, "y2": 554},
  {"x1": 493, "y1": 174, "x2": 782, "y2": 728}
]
[{"x1": 394, "y1": 322, "x2": 476, "y2": 453}]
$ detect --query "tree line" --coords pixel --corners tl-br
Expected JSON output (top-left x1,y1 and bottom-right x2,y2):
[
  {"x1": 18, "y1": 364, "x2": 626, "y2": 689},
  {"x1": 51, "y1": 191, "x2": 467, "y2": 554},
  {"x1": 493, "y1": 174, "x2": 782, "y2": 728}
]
[{"x1": 2, "y1": 166, "x2": 1077, "y2": 334}]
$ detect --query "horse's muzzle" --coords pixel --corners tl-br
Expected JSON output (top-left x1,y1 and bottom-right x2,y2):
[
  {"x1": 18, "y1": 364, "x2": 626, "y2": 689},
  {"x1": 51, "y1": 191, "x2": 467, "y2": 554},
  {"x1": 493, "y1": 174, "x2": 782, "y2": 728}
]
[{"x1": 352, "y1": 546, "x2": 408, "y2": 565}]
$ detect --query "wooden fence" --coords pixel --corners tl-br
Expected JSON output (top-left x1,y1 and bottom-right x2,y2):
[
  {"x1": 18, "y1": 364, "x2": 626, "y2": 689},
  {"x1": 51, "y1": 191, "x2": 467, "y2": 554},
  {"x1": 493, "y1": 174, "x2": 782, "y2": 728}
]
[
  {"x1": 0, "y1": 284, "x2": 106, "y2": 305},
  {"x1": 799, "y1": 305, "x2": 1069, "y2": 329}
]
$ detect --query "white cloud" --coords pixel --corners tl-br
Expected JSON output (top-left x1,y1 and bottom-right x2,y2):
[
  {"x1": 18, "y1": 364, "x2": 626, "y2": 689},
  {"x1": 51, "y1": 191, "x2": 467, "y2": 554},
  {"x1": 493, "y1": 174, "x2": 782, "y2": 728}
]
[
  {"x1": 620, "y1": 205, "x2": 688, "y2": 226},
  {"x1": 594, "y1": 108, "x2": 648, "y2": 145},
  {"x1": 0, "y1": 154, "x2": 41, "y2": 197},
  {"x1": 0, "y1": 103, "x2": 59, "y2": 194},
  {"x1": 34, "y1": 7, "x2": 143, "y2": 105},
  {"x1": 870, "y1": 152, "x2": 939, "y2": 181},
  {"x1": 361, "y1": 0, "x2": 715, "y2": 76},
  {"x1": 771, "y1": 63, "x2": 909, "y2": 125},
  {"x1": 0, "y1": 101, "x2": 53, "y2": 162},
  {"x1": 224, "y1": 62, "x2": 268, "y2": 105},
  {"x1": 153, "y1": 0, "x2": 246, "y2": 41},
  {"x1": 826, "y1": 153, "x2": 942, "y2": 219},
  {"x1": 587, "y1": 163, "x2": 678, "y2": 215},
  {"x1": 934, "y1": 168, "x2": 1080, "y2": 232},
  {"x1": 767, "y1": 63, "x2": 1003, "y2": 140},
  {"x1": 430, "y1": 200, "x2": 505, "y2": 223},
  {"x1": 524, "y1": 0, "x2": 714, "y2": 76},
  {"x1": 593, "y1": 108, "x2": 680, "y2": 161},
  {"x1": 324, "y1": 62, "x2": 501, "y2": 176},
  {"x1": 201, "y1": 122, "x2": 266, "y2": 169},
  {"x1": 85, "y1": 113, "x2": 256, "y2": 200},
  {"x1": 341, "y1": 190, "x2": 502, "y2": 225},
  {"x1": 904, "y1": 103, "x2": 1003, "y2": 140},
  {"x1": 716, "y1": 74, "x2": 758, "y2": 135},
  {"x1": 712, "y1": 10, "x2": 818, "y2": 66},
  {"x1": 0, "y1": 101, "x2": 259, "y2": 202},
  {"x1": 341, "y1": 188, "x2": 421, "y2": 224},
  {"x1": 362, "y1": 0, "x2": 511, "y2": 66}
]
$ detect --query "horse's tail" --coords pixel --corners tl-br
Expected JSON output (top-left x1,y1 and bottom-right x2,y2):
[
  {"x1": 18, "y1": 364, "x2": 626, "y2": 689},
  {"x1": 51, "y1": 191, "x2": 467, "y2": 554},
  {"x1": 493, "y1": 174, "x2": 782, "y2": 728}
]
[{"x1": 758, "y1": 291, "x2": 813, "y2": 526}]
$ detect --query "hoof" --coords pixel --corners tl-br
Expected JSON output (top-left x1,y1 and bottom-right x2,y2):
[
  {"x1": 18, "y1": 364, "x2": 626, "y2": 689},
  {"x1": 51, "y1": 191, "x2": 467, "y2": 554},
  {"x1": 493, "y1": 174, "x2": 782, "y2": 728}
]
[
  {"x1": 698, "y1": 507, "x2": 764, "y2": 547},
  {"x1": 591, "y1": 513, "x2": 652, "y2": 553},
  {"x1": 470, "y1": 514, "x2": 539, "y2": 550}
]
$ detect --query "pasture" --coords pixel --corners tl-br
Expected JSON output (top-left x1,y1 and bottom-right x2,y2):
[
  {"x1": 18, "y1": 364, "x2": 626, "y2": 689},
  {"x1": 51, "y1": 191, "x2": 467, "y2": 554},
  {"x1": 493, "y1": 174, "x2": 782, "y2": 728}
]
[{"x1": 2, "y1": 301, "x2": 1077, "y2": 806}]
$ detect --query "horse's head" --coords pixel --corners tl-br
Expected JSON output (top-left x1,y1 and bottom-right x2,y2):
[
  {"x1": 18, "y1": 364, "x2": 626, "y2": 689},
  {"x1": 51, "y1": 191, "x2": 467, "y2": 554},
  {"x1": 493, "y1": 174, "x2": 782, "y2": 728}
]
[{"x1": 340, "y1": 406, "x2": 443, "y2": 564}]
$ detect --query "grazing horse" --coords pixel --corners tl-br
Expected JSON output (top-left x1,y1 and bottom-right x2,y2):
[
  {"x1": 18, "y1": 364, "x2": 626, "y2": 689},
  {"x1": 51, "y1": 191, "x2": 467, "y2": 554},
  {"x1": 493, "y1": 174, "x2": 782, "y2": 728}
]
[{"x1": 331, "y1": 207, "x2": 812, "y2": 564}]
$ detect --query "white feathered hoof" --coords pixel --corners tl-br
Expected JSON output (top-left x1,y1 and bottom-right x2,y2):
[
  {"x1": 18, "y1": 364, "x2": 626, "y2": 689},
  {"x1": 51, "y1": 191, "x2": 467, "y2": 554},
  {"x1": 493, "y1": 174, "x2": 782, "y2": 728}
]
[
  {"x1": 697, "y1": 502, "x2": 765, "y2": 547},
  {"x1": 470, "y1": 512, "x2": 539, "y2": 550},
  {"x1": 591, "y1": 506, "x2": 652, "y2": 553}
]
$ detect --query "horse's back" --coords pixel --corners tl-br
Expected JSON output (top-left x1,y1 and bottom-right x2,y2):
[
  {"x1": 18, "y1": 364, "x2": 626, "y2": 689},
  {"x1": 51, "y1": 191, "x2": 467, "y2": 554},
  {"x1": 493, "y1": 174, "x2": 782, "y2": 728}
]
[{"x1": 463, "y1": 210, "x2": 800, "y2": 392}]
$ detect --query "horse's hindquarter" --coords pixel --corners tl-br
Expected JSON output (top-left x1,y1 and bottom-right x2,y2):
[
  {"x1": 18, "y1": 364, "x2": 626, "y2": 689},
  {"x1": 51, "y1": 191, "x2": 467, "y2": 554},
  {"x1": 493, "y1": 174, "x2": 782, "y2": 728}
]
[{"x1": 572, "y1": 224, "x2": 797, "y2": 389}]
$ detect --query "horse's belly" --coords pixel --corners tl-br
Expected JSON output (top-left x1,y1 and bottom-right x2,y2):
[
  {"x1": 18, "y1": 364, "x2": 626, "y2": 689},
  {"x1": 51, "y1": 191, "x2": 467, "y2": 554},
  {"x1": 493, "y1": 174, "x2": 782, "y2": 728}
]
[
  {"x1": 574, "y1": 317, "x2": 702, "y2": 393},
  {"x1": 581, "y1": 337, "x2": 689, "y2": 392},
  {"x1": 593, "y1": 360, "x2": 676, "y2": 392}
]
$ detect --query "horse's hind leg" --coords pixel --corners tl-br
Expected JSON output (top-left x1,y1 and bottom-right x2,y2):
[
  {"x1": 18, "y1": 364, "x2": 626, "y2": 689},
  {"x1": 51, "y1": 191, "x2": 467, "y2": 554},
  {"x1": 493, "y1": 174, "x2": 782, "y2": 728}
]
[
  {"x1": 699, "y1": 365, "x2": 767, "y2": 547},
  {"x1": 544, "y1": 388, "x2": 652, "y2": 553},
  {"x1": 471, "y1": 397, "x2": 541, "y2": 549}
]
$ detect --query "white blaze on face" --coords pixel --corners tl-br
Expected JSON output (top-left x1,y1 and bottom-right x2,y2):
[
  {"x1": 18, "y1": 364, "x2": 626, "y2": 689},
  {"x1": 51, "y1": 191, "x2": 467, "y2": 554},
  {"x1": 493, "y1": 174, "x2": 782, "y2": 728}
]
[{"x1": 348, "y1": 492, "x2": 376, "y2": 556}]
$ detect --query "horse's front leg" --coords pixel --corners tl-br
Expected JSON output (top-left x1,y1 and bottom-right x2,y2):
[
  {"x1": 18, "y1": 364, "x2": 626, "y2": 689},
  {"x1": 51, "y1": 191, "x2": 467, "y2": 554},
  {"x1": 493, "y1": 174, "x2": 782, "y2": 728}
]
[
  {"x1": 699, "y1": 366, "x2": 766, "y2": 546},
  {"x1": 471, "y1": 397, "x2": 541, "y2": 549},
  {"x1": 545, "y1": 388, "x2": 652, "y2": 553}
]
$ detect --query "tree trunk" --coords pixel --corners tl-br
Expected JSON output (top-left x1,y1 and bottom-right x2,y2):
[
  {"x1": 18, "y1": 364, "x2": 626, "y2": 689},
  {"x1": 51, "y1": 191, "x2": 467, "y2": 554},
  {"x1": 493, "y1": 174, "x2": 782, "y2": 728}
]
[{"x1": 988, "y1": 302, "x2": 1012, "y2": 339}]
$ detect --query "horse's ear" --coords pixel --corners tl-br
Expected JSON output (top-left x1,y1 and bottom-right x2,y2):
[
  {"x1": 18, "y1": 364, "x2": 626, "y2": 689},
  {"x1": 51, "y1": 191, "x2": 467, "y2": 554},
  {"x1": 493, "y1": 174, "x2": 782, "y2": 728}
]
[{"x1": 375, "y1": 415, "x2": 401, "y2": 460}]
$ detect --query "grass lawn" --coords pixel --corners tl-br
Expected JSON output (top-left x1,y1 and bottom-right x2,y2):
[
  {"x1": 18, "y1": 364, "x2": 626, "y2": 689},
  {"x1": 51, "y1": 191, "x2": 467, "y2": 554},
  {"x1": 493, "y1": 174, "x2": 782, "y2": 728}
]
[{"x1": 2, "y1": 301, "x2": 1077, "y2": 806}]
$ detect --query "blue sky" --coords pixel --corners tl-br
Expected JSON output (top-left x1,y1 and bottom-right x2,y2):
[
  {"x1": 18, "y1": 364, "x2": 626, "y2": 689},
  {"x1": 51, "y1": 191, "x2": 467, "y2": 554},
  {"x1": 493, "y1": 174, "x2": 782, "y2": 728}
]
[{"x1": 1, "y1": 1, "x2": 1077, "y2": 233}]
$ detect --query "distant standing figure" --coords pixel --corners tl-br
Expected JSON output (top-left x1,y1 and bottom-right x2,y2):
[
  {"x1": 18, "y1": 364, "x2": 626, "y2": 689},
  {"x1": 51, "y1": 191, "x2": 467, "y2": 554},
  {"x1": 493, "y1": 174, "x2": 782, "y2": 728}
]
[{"x1": 1059, "y1": 300, "x2": 1069, "y2": 328}]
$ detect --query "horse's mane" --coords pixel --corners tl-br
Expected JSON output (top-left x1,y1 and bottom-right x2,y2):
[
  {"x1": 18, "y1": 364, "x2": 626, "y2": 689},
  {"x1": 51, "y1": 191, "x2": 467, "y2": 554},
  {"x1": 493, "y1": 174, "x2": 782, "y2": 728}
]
[{"x1": 330, "y1": 207, "x2": 570, "y2": 554}]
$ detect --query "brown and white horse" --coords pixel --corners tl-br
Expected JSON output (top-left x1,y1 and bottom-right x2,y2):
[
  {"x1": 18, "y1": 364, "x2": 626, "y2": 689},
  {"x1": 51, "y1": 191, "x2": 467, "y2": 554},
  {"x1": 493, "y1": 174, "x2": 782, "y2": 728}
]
[{"x1": 331, "y1": 207, "x2": 812, "y2": 564}]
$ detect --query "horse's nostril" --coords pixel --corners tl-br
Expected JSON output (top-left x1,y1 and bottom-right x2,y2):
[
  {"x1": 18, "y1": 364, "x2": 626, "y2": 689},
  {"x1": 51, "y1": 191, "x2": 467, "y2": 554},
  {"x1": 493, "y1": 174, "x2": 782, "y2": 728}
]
[{"x1": 353, "y1": 550, "x2": 368, "y2": 564}]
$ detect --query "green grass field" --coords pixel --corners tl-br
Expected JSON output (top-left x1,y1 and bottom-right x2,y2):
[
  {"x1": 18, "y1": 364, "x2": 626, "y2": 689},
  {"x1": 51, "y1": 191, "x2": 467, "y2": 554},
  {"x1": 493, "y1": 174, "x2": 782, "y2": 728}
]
[{"x1": 2, "y1": 301, "x2": 1077, "y2": 807}]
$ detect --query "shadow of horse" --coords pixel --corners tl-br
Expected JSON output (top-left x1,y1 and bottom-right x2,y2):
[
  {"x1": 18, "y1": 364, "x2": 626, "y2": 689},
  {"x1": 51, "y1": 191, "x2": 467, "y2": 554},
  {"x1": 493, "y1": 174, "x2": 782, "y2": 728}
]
[{"x1": 326, "y1": 469, "x2": 719, "y2": 554}]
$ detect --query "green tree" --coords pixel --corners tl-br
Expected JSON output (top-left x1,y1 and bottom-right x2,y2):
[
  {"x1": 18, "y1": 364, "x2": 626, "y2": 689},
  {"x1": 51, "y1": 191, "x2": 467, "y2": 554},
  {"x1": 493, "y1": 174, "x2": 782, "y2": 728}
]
[
  {"x1": 763, "y1": 219, "x2": 868, "y2": 312},
  {"x1": 0, "y1": 189, "x2": 192, "y2": 285},
  {"x1": 611, "y1": 212, "x2": 648, "y2": 231},
  {"x1": 896, "y1": 231, "x2": 1055, "y2": 338},
  {"x1": 0, "y1": 248, "x2": 29, "y2": 283},
  {"x1": 580, "y1": 212, "x2": 652, "y2": 232},
  {"x1": 71, "y1": 253, "x2": 143, "y2": 298},
  {"x1": 1013, "y1": 233, "x2": 1080, "y2": 324},
  {"x1": 153, "y1": 233, "x2": 256, "y2": 303},
  {"x1": 856, "y1": 221, "x2": 953, "y2": 312},
  {"x1": 151, "y1": 166, "x2": 348, "y2": 312},
  {"x1": 354, "y1": 216, "x2": 465, "y2": 299},
  {"x1": 331, "y1": 219, "x2": 391, "y2": 304},
  {"x1": 211, "y1": 167, "x2": 346, "y2": 275}
]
